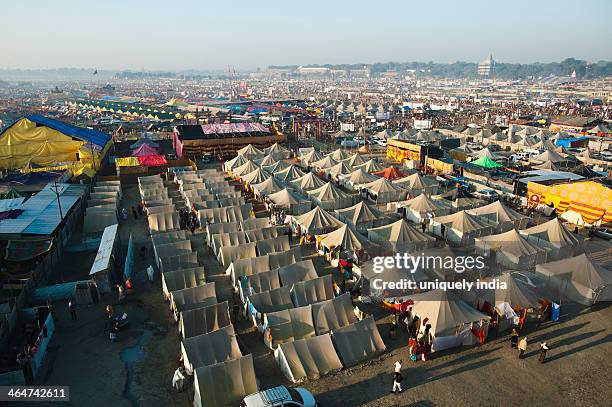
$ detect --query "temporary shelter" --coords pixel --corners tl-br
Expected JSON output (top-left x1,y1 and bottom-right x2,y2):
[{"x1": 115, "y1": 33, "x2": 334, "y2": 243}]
[
  {"x1": 409, "y1": 290, "x2": 491, "y2": 352},
  {"x1": 475, "y1": 229, "x2": 547, "y2": 269},
  {"x1": 211, "y1": 231, "x2": 248, "y2": 256},
  {"x1": 520, "y1": 218, "x2": 583, "y2": 260},
  {"x1": 224, "y1": 154, "x2": 248, "y2": 171},
  {"x1": 301, "y1": 150, "x2": 324, "y2": 165},
  {"x1": 206, "y1": 222, "x2": 239, "y2": 245},
  {"x1": 218, "y1": 242, "x2": 257, "y2": 268},
  {"x1": 358, "y1": 259, "x2": 428, "y2": 300},
  {"x1": 171, "y1": 283, "x2": 217, "y2": 314},
  {"x1": 154, "y1": 239, "x2": 192, "y2": 267},
  {"x1": 275, "y1": 334, "x2": 343, "y2": 383},
  {"x1": 227, "y1": 255, "x2": 272, "y2": 287},
  {"x1": 83, "y1": 206, "x2": 118, "y2": 234},
  {"x1": 467, "y1": 200, "x2": 529, "y2": 232},
  {"x1": 241, "y1": 168, "x2": 271, "y2": 186},
  {"x1": 535, "y1": 254, "x2": 612, "y2": 305},
  {"x1": 181, "y1": 324, "x2": 242, "y2": 374},
  {"x1": 399, "y1": 193, "x2": 449, "y2": 223},
  {"x1": 237, "y1": 144, "x2": 264, "y2": 158},
  {"x1": 252, "y1": 176, "x2": 284, "y2": 197},
  {"x1": 327, "y1": 148, "x2": 350, "y2": 161},
  {"x1": 292, "y1": 172, "x2": 328, "y2": 191},
  {"x1": 257, "y1": 154, "x2": 277, "y2": 167},
  {"x1": 263, "y1": 305, "x2": 316, "y2": 349},
  {"x1": 292, "y1": 206, "x2": 344, "y2": 234},
  {"x1": 344, "y1": 153, "x2": 367, "y2": 167},
  {"x1": 179, "y1": 301, "x2": 231, "y2": 340},
  {"x1": 311, "y1": 293, "x2": 357, "y2": 335},
  {"x1": 311, "y1": 156, "x2": 338, "y2": 170},
  {"x1": 340, "y1": 168, "x2": 380, "y2": 190},
  {"x1": 277, "y1": 259, "x2": 318, "y2": 287},
  {"x1": 431, "y1": 210, "x2": 495, "y2": 245},
  {"x1": 290, "y1": 275, "x2": 334, "y2": 307},
  {"x1": 240, "y1": 217, "x2": 270, "y2": 231},
  {"x1": 360, "y1": 177, "x2": 407, "y2": 204},
  {"x1": 245, "y1": 227, "x2": 280, "y2": 243},
  {"x1": 327, "y1": 162, "x2": 353, "y2": 177},
  {"x1": 161, "y1": 267, "x2": 206, "y2": 300},
  {"x1": 88, "y1": 224, "x2": 119, "y2": 294},
  {"x1": 367, "y1": 219, "x2": 436, "y2": 253},
  {"x1": 263, "y1": 160, "x2": 291, "y2": 174},
  {"x1": 307, "y1": 182, "x2": 353, "y2": 210},
  {"x1": 239, "y1": 268, "x2": 282, "y2": 302},
  {"x1": 267, "y1": 188, "x2": 311, "y2": 215},
  {"x1": 330, "y1": 316, "x2": 386, "y2": 367},
  {"x1": 233, "y1": 160, "x2": 260, "y2": 177},
  {"x1": 317, "y1": 224, "x2": 369, "y2": 253},
  {"x1": 470, "y1": 155, "x2": 503, "y2": 169},
  {"x1": 393, "y1": 173, "x2": 439, "y2": 196},
  {"x1": 159, "y1": 252, "x2": 199, "y2": 274},
  {"x1": 335, "y1": 201, "x2": 387, "y2": 231},
  {"x1": 373, "y1": 167, "x2": 406, "y2": 180},
  {"x1": 275, "y1": 165, "x2": 305, "y2": 182},
  {"x1": 356, "y1": 159, "x2": 385, "y2": 173},
  {"x1": 256, "y1": 235, "x2": 290, "y2": 256},
  {"x1": 193, "y1": 355, "x2": 257, "y2": 407},
  {"x1": 247, "y1": 286, "x2": 294, "y2": 329},
  {"x1": 148, "y1": 212, "x2": 180, "y2": 233}
]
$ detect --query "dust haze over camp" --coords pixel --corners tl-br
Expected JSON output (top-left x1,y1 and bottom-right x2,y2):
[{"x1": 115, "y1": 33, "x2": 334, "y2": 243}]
[{"x1": 0, "y1": 1, "x2": 610, "y2": 407}]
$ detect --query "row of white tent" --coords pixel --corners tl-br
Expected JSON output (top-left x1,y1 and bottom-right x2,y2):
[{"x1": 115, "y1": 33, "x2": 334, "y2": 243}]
[
  {"x1": 140, "y1": 171, "x2": 259, "y2": 407},
  {"x1": 83, "y1": 180, "x2": 122, "y2": 234}
]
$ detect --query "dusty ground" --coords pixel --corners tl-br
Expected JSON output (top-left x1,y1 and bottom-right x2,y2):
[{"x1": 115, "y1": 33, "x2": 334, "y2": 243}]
[{"x1": 36, "y1": 180, "x2": 611, "y2": 407}]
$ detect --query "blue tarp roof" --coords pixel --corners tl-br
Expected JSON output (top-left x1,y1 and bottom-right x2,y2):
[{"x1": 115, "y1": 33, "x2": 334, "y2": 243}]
[
  {"x1": 554, "y1": 136, "x2": 589, "y2": 148},
  {"x1": 26, "y1": 114, "x2": 111, "y2": 148}
]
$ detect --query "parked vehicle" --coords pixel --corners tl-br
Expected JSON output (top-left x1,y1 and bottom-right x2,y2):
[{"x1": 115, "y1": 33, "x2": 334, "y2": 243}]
[
  {"x1": 242, "y1": 386, "x2": 317, "y2": 407},
  {"x1": 475, "y1": 189, "x2": 499, "y2": 200},
  {"x1": 593, "y1": 227, "x2": 612, "y2": 240}
]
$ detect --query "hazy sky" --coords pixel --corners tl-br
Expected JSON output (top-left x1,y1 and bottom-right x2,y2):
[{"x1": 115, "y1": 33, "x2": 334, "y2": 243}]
[{"x1": 2, "y1": 0, "x2": 611, "y2": 70}]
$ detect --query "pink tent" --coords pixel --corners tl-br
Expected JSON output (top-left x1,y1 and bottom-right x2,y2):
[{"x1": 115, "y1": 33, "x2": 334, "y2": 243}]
[
  {"x1": 138, "y1": 155, "x2": 167, "y2": 166},
  {"x1": 132, "y1": 144, "x2": 159, "y2": 157}
]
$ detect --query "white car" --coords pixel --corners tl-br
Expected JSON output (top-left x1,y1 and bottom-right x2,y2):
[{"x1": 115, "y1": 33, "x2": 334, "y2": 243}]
[{"x1": 242, "y1": 386, "x2": 316, "y2": 407}]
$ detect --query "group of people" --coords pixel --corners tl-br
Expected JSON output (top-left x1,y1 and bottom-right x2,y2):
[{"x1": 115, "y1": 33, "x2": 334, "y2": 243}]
[
  {"x1": 510, "y1": 329, "x2": 550, "y2": 363},
  {"x1": 178, "y1": 208, "x2": 198, "y2": 232}
]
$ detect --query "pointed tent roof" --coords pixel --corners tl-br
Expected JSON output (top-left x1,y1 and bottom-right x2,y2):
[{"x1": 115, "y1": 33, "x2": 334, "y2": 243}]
[
  {"x1": 275, "y1": 165, "x2": 305, "y2": 182},
  {"x1": 132, "y1": 143, "x2": 159, "y2": 157},
  {"x1": 302, "y1": 150, "x2": 324, "y2": 163},
  {"x1": 257, "y1": 154, "x2": 277, "y2": 167},
  {"x1": 368, "y1": 218, "x2": 435, "y2": 245},
  {"x1": 405, "y1": 193, "x2": 446, "y2": 213},
  {"x1": 409, "y1": 290, "x2": 490, "y2": 338},
  {"x1": 344, "y1": 153, "x2": 367, "y2": 167},
  {"x1": 494, "y1": 273, "x2": 541, "y2": 310},
  {"x1": 471, "y1": 155, "x2": 503, "y2": 169},
  {"x1": 531, "y1": 149, "x2": 566, "y2": 164},
  {"x1": 333, "y1": 130, "x2": 349, "y2": 138},
  {"x1": 476, "y1": 229, "x2": 544, "y2": 260},
  {"x1": 308, "y1": 182, "x2": 352, "y2": 202},
  {"x1": 328, "y1": 161, "x2": 353, "y2": 175},
  {"x1": 345, "y1": 168, "x2": 380, "y2": 185},
  {"x1": 264, "y1": 142, "x2": 288, "y2": 154},
  {"x1": 251, "y1": 176, "x2": 284, "y2": 196},
  {"x1": 328, "y1": 148, "x2": 350, "y2": 161},
  {"x1": 268, "y1": 188, "x2": 309, "y2": 207},
  {"x1": 237, "y1": 144, "x2": 263, "y2": 156},
  {"x1": 520, "y1": 217, "x2": 580, "y2": 247},
  {"x1": 234, "y1": 160, "x2": 260, "y2": 176},
  {"x1": 393, "y1": 172, "x2": 437, "y2": 190},
  {"x1": 292, "y1": 172, "x2": 328, "y2": 190},
  {"x1": 468, "y1": 200, "x2": 528, "y2": 224},
  {"x1": 226, "y1": 154, "x2": 249, "y2": 170},
  {"x1": 373, "y1": 166, "x2": 406, "y2": 180},
  {"x1": 362, "y1": 177, "x2": 406, "y2": 195},
  {"x1": 318, "y1": 224, "x2": 368, "y2": 252},
  {"x1": 536, "y1": 253, "x2": 612, "y2": 291},
  {"x1": 356, "y1": 159, "x2": 384, "y2": 173},
  {"x1": 432, "y1": 210, "x2": 491, "y2": 233},
  {"x1": 376, "y1": 129, "x2": 394, "y2": 139},
  {"x1": 311, "y1": 156, "x2": 338, "y2": 169},
  {"x1": 475, "y1": 147, "x2": 498, "y2": 160},
  {"x1": 533, "y1": 161, "x2": 560, "y2": 171},
  {"x1": 293, "y1": 206, "x2": 344, "y2": 233},
  {"x1": 335, "y1": 201, "x2": 384, "y2": 225},
  {"x1": 263, "y1": 160, "x2": 291, "y2": 174},
  {"x1": 241, "y1": 168, "x2": 270, "y2": 185}
]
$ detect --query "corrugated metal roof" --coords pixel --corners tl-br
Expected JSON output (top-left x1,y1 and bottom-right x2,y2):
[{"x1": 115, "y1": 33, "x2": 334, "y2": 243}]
[
  {"x1": 0, "y1": 183, "x2": 86, "y2": 236},
  {"x1": 90, "y1": 224, "x2": 118, "y2": 275}
]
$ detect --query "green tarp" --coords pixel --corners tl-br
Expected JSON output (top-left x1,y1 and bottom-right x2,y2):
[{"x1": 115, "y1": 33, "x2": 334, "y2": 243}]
[{"x1": 471, "y1": 155, "x2": 502, "y2": 169}]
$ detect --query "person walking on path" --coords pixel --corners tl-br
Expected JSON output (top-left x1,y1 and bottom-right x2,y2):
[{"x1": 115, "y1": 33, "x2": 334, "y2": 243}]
[
  {"x1": 391, "y1": 368, "x2": 403, "y2": 394},
  {"x1": 518, "y1": 337, "x2": 528, "y2": 359},
  {"x1": 510, "y1": 328, "x2": 519, "y2": 349},
  {"x1": 394, "y1": 360, "x2": 402, "y2": 373},
  {"x1": 539, "y1": 342, "x2": 549, "y2": 363},
  {"x1": 69, "y1": 300, "x2": 77, "y2": 321}
]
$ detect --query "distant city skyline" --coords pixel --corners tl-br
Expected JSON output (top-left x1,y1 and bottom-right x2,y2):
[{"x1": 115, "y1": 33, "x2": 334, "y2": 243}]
[{"x1": 2, "y1": 0, "x2": 611, "y2": 71}]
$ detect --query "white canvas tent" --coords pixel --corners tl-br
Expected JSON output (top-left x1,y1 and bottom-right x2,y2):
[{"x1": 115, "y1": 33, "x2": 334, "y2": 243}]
[
  {"x1": 263, "y1": 305, "x2": 316, "y2": 349},
  {"x1": 367, "y1": 219, "x2": 436, "y2": 253},
  {"x1": 162, "y1": 267, "x2": 206, "y2": 300},
  {"x1": 292, "y1": 172, "x2": 328, "y2": 191},
  {"x1": 239, "y1": 268, "x2": 281, "y2": 302},
  {"x1": 360, "y1": 177, "x2": 407, "y2": 204},
  {"x1": 255, "y1": 235, "x2": 290, "y2": 256},
  {"x1": 247, "y1": 286, "x2": 294, "y2": 329},
  {"x1": 307, "y1": 182, "x2": 354, "y2": 210},
  {"x1": 520, "y1": 218, "x2": 583, "y2": 260},
  {"x1": 181, "y1": 324, "x2": 242, "y2": 374},
  {"x1": 330, "y1": 316, "x2": 386, "y2": 367},
  {"x1": 171, "y1": 282, "x2": 217, "y2": 314},
  {"x1": 160, "y1": 252, "x2": 199, "y2": 274},
  {"x1": 475, "y1": 229, "x2": 548, "y2": 269},
  {"x1": 179, "y1": 301, "x2": 231, "y2": 340},
  {"x1": 211, "y1": 231, "x2": 249, "y2": 256},
  {"x1": 292, "y1": 206, "x2": 344, "y2": 234},
  {"x1": 467, "y1": 200, "x2": 530, "y2": 232},
  {"x1": 335, "y1": 201, "x2": 387, "y2": 231},
  {"x1": 148, "y1": 212, "x2": 180, "y2": 233},
  {"x1": 398, "y1": 193, "x2": 449, "y2": 223},
  {"x1": 278, "y1": 259, "x2": 319, "y2": 287},
  {"x1": 274, "y1": 333, "x2": 343, "y2": 383},
  {"x1": 218, "y1": 242, "x2": 257, "y2": 268},
  {"x1": 535, "y1": 254, "x2": 612, "y2": 305},
  {"x1": 83, "y1": 206, "x2": 118, "y2": 234},
  {"x1": 311, "y1": 293, "x2": 357, "y2": 335},
  {"x1": 431, "y1": 210, "x2": 495, "y2": 245},
  {"x1": 290, "y1": 275, "x2": 334, "y2": 306},
  {"x1": 193, "y1": 355, "x2": 258, "y2": 407}
]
